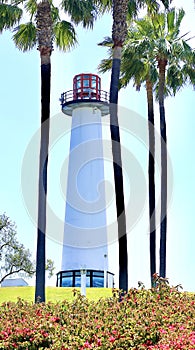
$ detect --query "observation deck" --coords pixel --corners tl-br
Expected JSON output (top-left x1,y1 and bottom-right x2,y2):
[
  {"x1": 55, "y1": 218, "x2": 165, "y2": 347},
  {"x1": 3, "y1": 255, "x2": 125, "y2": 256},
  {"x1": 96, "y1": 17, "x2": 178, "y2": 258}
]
[{"x1": 60, "y1": 73, "x2": 109, "y2": 116}]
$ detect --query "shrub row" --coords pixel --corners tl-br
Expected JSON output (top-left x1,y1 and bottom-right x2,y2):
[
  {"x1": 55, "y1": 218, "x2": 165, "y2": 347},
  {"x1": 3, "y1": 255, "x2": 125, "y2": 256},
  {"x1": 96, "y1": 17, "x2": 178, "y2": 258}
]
[{"x1": 0, "y1": 282, "x2": 195, "y2": 349}]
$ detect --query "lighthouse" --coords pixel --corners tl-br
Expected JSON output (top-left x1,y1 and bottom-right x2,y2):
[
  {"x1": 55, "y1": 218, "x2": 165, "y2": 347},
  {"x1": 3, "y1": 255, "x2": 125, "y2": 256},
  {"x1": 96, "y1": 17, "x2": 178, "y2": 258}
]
[{"x1": 56, "y1": 73, "x2": 114, "y2": 288}]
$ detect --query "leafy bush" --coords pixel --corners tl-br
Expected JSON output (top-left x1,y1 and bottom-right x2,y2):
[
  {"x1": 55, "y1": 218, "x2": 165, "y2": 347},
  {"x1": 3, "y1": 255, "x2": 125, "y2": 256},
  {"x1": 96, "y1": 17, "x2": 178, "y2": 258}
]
[{"x1": 0, "y1": 280, "x2": 195, "y2": 349}]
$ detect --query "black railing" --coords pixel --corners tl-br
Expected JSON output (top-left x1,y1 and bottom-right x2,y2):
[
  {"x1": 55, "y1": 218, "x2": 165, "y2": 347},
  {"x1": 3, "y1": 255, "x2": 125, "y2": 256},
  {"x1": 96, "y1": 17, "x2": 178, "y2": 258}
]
[{"x1": 60, "y1": 89, "x2": 109, "y2": 105}]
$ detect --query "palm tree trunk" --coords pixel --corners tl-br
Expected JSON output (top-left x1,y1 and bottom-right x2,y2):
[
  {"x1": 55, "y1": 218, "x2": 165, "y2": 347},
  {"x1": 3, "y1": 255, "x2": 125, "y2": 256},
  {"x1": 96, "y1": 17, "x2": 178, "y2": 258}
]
[
  {"x1": 35, "y1": 0, "x2": 52, "y2": 303},
  {"x1": 35, "y1": 57, "x2": 50, "y2": 303},
  {"x1": 158, "y1": 59, "x2": 167, "y2": 278},
  {"x1": 146, "y1": 80, "x2": 156, "y2": 286},
  {"x1": 110, "y1": 0, "x2": 128, "y2": 293}
]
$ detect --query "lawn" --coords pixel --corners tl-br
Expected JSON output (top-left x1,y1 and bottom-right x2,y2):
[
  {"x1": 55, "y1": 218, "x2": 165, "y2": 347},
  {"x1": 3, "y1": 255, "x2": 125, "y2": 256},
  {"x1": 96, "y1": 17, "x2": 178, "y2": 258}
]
[{"x1": 0, "y1": 286, "x2": 112, "y2": 303}]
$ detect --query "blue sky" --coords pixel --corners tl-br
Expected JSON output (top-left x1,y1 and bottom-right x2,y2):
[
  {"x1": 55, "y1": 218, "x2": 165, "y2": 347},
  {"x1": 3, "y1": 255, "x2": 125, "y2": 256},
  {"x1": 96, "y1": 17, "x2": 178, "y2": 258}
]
[{"x1": 0, "y1": 0, "x2": 195, "y2": 290}]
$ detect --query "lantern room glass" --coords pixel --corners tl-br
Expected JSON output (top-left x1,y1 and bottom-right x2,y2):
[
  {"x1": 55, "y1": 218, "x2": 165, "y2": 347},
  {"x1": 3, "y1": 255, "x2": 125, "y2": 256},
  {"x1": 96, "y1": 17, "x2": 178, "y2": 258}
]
[{"x1": 73, "y1": 73, "x2": 101, "y2": 100}]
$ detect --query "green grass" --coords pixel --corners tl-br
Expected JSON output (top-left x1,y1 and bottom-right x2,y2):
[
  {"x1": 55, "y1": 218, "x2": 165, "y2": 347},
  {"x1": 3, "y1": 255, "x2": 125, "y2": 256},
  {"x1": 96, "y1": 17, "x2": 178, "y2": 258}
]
[{"x1": 0, "y1": 286, "x2": 112, "y2": 304}]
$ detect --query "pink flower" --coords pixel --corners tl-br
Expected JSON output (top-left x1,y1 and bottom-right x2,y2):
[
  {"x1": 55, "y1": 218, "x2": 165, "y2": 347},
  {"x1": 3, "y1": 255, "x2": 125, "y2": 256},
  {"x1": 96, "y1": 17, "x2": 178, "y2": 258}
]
[
  {"x1": 159, "y1": 328, "x2": 167, "y2": 334},
  {"x1": 51, "y1": 316, "x2": 60, "y2": 323},
  {"x1": 83, "y1": 341, "x2": 92, "y2": 348},
  {"x1": 1, "y1": 331, "x2": 8, "y2": 339},
  {"x1": 43, "y1": 332, "x2": 49, "y2": 338},
  {"x1": 168, "y1": 325, "x2": 175, "y2": 331},
  {"x1": 190, "y1": 332, "x2": 195, "y2": 345},
  {"x1": 109, "y1": 335, "x2": 116, "y2": 343},
  {"x1": 97, "y1": 338, "x2": 102, "y2": 346}
]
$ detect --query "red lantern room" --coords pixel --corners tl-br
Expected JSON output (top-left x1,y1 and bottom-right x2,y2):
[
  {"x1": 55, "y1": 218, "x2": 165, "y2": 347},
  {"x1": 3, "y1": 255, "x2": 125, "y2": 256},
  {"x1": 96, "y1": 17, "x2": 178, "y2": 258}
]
[
  {"x1": 73, "y1": 73, "x2": 101, "y2": 100},
  {"x1": 60, "y1": 73, "x2": 109, "y2": 116}
]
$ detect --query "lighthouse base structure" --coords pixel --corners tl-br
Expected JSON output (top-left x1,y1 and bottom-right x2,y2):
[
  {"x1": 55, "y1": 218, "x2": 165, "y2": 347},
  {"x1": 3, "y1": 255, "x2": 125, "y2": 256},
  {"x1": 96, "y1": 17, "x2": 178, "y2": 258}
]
[
  {"x1": 56, "y1": 269, "x2": 114, "y2": 288},
  {"x1": 57, "y1": 104, "x2": 114, "y2": 288}
]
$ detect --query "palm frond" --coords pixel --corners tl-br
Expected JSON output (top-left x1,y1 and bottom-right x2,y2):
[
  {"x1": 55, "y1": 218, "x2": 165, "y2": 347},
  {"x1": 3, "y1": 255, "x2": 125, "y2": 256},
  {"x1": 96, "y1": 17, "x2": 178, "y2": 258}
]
[
  {"x1": 144, "y1": 0, "x2": 160, "y2": 15},
  {"x1": 175, "y1": 8, "x2": 185, "y2": 34},
  {"x1": 166, "y1": 8, "x2": 175, "y2": 34},
  {"x1": 12, "y1": 22, "x2": 37, "y2": 51},
  {"x1": 53, "y1": 20, "x2": 77, "y2": 51},
  {"x1": 98, "y1": 36, "x2": 113, "y2": 47},
  {"x1": 50, "y1": 4, "x2": 60, "y2": 23},
  {"x1": 160, "y1": 0, "x2": 172, "y2": 9},
  {"x1": 60, "y1": 0, "x2": 97, "y2": 29},
  {"x1": 98, "y1": 5, "x2": 194, "y2": 102},
  {"x1": 98, "y1": 58, "x2": 112, "y2": 73},
  {"x1": 127, "y1": 0, "x2": 166, "y2": 21},
  {"x1": 93, "y1": 0, "x2": 112, "y2": 14},
  {"x1": 166, "y1": 64, "x2": 185, "y2": 95},
  {"x1": 0, "y1": 3, "x2": 22, "y2": 32},
  {"x1": 24, "y1": 0, "x2": 37, "y2": 18},
  {"x1": 11, "y1": 0, "x2": 25, "y2": 5},
  {"x1": 154, "y1": 80, "x2": 171, "y2": 100}
]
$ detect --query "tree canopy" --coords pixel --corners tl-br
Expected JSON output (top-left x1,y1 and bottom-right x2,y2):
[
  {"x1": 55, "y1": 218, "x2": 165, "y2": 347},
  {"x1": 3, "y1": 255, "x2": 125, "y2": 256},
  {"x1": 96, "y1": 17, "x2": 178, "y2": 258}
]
[{"x1": 0, "y1": 214, "x2": 54, "y2": 284}]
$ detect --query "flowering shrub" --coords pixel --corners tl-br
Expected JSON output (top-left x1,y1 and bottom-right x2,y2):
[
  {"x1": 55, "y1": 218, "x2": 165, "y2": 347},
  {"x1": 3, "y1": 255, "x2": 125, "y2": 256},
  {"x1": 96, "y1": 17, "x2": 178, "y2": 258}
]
[{"x1": 0, "y1": 282, "x2": 195, "y2": 349}]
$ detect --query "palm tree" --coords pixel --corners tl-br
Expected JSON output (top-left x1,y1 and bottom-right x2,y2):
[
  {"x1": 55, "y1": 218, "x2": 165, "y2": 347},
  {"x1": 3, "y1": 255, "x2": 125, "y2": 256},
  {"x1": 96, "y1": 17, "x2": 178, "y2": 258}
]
[
  {"x1": 120, "y1": 38, "x2": 159, "y2": 287},
  {"x1": 12, "y1": 0, "x2": 77, "y2": 303},
  {"x1": 99, "y1": 6, "x2": 195, "y2": 283},
  {"x1": 119, "y1": 35, "x2": 159, "y2": 287},
  {"x1": 109, "y1": 0, "x2": 129, "y2": 293},
  {"x1": 35, "y1": 0, "x2": 53, "y2": 304},
  {"x1": 98, "y1": 39, "x2": 158, "y2": 287},
  {"x1": 101, "y1": 0, "x2": 171, "y2": 293},
  {"x1": 12, "y1": 0, "x2": 98, "y2": 302},
  {"x1": 124, "y1": 8, "x2": 195, "y2": 278},
  {"x1": 0, "y1": 1, "x2": 22, "y2": 33}
]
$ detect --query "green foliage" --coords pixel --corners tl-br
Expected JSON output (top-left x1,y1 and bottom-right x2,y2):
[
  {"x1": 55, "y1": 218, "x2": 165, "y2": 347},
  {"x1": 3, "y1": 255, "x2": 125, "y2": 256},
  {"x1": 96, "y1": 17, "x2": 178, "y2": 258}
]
[
  {"x1": 98, "y1": 35, "x2": 158, "y2": 91},
  {"x1": 24, "y1": 0, "x2": 37, "y2": 18},
  {"x1": 60, "y1": 0, "x2": 97, "y2": 29},
  {"x1": 93, "y1": 0, "x2": 112, "y2": 14},
  {"x1": 0, "y1": 214, "x2": 54, "y2": 284},
  {"x1": 0, "y1": 3, "x2": 22, "y2": 33},
  {"x1": 127, "y1": 0, "x2": 171, "y2": 21},
  {"x1": 12, "y1": 22, "x2": 37, "y2": 51},
  {"x1": 132, "y1": 8, "x2": 192, "y2": 63},
  {"x1": 0, "y1": 283, "x2": 195, "y2": 349},
  {"x1": 0, "y1": 214, "x2": 34, "y2": 284},
  {"x1": 99, "y1": 8, "x2": 195, "y2": 98},
  {"x1": 53, "y1": 20, "x2": 77, "y2": 51},
  {"x1": 11, "y1": 0, "x2": 98, "y2": 52},
  {"x1": 45, "y1": 260, "x2": 55, "y2": 279}
]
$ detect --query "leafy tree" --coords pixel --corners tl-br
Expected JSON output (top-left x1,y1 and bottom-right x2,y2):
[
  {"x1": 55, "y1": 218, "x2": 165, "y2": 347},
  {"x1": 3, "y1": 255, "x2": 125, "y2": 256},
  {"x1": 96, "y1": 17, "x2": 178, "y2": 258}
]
[
  {"x1": 0, "y1": 213, "x2": 54, "y2": 284},
  {"x1": 45, "y1": 258, "x2": 55, "y2": 279}
]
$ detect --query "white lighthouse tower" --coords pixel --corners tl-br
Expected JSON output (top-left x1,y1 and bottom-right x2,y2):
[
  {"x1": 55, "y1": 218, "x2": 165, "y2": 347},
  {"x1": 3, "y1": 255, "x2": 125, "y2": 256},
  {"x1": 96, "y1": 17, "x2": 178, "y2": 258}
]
[{"x1": 56, "y1": 73, "x2": 114, "y2": 288}]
